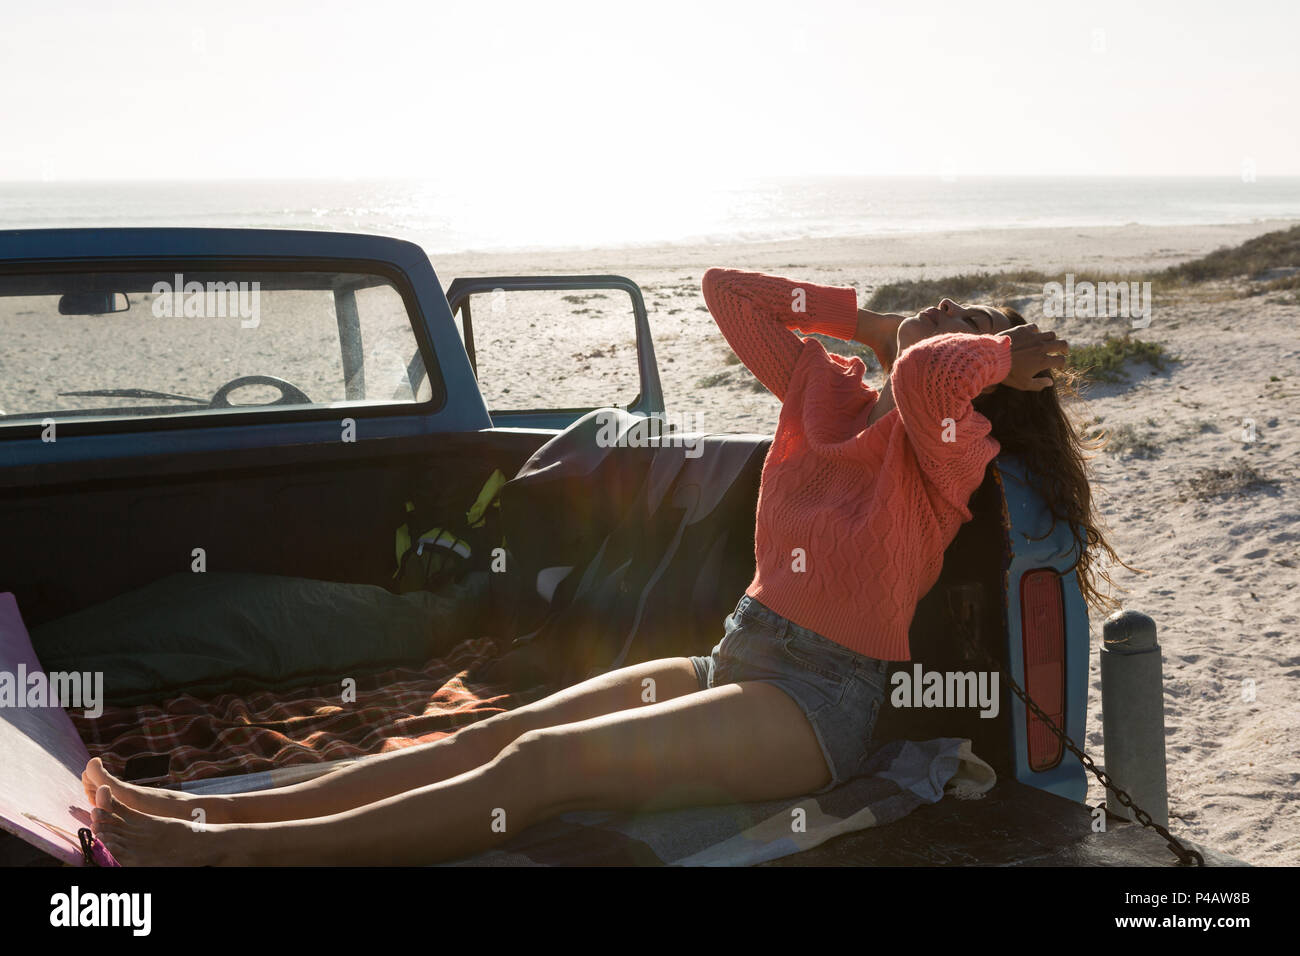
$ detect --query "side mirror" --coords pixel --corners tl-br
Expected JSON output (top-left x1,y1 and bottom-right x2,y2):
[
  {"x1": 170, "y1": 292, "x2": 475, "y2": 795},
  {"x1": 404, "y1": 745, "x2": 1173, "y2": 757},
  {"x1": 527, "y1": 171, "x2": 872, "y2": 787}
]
[{"x1": 58, "y1": 292, "x2": 130, "y2": 315}]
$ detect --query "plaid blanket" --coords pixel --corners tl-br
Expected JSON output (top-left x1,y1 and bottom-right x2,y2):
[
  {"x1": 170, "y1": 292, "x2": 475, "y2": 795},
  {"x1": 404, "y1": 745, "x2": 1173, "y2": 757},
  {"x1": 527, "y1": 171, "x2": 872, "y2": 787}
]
[
  {"x1": 67, "y1": 633, "x2": 998, "y2": 867},
  {"x1": 68, "y1": 637, "x2": 554, "y2": 787},
  {"x1": 178, "y1": 736, "x2": 996, "y2": 866}
]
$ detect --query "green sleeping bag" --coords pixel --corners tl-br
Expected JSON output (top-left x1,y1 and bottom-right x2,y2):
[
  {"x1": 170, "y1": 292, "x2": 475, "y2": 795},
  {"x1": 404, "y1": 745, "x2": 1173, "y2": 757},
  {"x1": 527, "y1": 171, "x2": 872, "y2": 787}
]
[{"x1": 30, "y1": 571, "x2": 490, "y2": 707}]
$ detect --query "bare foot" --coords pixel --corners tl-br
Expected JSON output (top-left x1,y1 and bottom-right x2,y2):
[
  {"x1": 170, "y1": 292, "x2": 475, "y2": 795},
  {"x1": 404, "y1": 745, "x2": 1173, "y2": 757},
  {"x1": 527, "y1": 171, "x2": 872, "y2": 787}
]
[
  {"x1": 91, "y1": 784, "x2": 243, "y2": 867},
  {"x1": 83, "y1": 757, "x2": 229, "y2": 825}
]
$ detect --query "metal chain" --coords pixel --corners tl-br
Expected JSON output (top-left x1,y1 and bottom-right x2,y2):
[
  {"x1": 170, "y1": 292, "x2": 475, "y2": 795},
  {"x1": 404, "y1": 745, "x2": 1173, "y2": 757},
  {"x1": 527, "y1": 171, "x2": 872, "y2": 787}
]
[{"x1": 974, "y1": 646, "x2": 1205, "y2": 866}]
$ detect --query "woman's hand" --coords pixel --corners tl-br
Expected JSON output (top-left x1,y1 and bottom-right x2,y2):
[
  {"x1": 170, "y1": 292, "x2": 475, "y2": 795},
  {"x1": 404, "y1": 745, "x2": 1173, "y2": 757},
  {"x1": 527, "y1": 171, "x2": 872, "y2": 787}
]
[{"x1": 996, "y1": 323, "x2": 1069, "y2": 391}]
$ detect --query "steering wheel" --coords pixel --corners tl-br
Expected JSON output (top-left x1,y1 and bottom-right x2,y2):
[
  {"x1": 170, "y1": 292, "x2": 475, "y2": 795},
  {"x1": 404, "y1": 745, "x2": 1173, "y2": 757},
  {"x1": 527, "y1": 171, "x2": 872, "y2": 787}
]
[{"x1": 209, "y1": 375, "x2": 313, "y2": 408}]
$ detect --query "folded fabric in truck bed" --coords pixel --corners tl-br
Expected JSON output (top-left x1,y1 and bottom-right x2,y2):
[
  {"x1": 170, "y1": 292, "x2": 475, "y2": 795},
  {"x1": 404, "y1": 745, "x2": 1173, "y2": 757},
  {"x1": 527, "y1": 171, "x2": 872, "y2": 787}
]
[
  {"x1": 31, "y1": 571, "x2": 490, "y2": 707},
  {"x1": 69, "y1": 635, "x2": 554, "y2": 786}
]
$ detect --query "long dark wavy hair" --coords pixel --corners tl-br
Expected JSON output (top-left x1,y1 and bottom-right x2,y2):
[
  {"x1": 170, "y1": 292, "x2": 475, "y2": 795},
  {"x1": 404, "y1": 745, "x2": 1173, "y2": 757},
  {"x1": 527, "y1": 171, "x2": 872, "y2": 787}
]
[{"x1": 970, "y1": 307, "x2": 1142, "y2": 617}]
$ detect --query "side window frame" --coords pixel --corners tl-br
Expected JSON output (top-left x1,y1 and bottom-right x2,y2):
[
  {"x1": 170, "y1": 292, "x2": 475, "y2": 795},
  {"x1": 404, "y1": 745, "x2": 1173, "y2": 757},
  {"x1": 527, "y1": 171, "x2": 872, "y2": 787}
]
[{"x1": 443, "y1": 274, "x2": 663, "y2": 430}]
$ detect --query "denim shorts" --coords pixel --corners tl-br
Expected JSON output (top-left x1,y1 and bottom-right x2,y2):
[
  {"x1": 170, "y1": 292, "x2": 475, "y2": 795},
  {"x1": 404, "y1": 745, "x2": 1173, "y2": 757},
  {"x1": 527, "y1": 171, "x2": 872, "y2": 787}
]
[{"x1": 688, "y1": 595, "x2": 891, "y2": 794}]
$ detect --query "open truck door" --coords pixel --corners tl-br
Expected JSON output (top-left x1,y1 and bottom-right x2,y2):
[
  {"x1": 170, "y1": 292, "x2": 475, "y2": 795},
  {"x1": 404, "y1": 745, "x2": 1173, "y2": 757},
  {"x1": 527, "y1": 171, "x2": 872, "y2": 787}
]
[{"x1": 444, "y1": 275, "x2": 664, "y2": 430}]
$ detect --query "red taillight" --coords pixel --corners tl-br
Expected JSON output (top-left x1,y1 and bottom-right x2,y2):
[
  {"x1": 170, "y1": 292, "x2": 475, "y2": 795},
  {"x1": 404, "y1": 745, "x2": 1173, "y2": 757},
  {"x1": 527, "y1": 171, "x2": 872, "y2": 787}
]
[{"x1": 1020, "y1": 569, "x2": 1065, "y2": 771}]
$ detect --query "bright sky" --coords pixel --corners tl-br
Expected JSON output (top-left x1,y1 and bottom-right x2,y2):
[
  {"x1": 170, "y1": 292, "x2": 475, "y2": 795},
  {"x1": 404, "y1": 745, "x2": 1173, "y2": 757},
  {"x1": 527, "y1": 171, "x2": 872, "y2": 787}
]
[{"x1": 2, "y1": 0, "x2": 1297, "y2": 183}]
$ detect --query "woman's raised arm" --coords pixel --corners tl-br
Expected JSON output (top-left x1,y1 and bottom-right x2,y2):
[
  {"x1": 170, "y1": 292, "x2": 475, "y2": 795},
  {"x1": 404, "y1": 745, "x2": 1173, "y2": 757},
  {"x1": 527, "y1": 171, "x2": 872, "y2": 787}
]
[
  {"x1": 890, "y1": 331, "x2": 1013, "y2": 514},
  {"x1": 700, "y1": 267, "x2": 860, "y2": 402}
]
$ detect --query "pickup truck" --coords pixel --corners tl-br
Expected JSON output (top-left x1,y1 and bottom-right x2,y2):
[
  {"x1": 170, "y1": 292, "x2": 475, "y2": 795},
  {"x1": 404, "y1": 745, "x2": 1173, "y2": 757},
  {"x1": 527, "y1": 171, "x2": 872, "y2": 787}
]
[{"x1": 0, "y1": 227, "x2": 1240, "y2": 867}]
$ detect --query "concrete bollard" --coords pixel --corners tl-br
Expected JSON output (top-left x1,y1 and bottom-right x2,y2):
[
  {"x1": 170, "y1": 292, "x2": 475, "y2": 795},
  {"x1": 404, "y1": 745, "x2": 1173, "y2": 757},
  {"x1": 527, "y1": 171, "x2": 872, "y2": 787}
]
[{"x1": 1100, "y1": 610, "x2": 1169, "y2": 827}]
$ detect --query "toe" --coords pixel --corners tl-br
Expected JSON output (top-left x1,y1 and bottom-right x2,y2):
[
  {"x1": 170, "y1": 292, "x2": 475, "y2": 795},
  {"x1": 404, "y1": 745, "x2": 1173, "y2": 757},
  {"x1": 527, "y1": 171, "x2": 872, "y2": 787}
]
[
  {"x1": 82, "y1": 758, "x2": 104, "y2": 802},
  {"x1": 91, "y1": 806, "x2": 115, "y2": 835},
  {"x1": 94, "y1": 783, "x2": 115, "y2": 816}
]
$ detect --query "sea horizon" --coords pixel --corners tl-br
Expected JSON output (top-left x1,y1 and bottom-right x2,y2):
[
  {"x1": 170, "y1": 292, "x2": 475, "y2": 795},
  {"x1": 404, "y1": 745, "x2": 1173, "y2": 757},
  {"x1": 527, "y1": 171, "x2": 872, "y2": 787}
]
[{"x1": 3, "y1": 174, "x2": 1299, "y2": 256}]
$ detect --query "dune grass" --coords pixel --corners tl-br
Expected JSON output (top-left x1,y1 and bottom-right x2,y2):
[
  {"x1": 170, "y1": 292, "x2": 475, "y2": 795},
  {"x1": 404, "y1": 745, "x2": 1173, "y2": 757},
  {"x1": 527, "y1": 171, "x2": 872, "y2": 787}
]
[
  {"x1": 699, "y1": 363, "x2": 772, "y2": 393},
  {"x1": 1098, "y1": 422, "x2": 1163, "y2": 459},
  {"x1": 1157, "y1": 224, "x2": 1300, "y2": 284},
  {"x1": 865, "y1": 269, "x2": 1062, "y2": 314},
  {"x1": 1181, "y1": 459, "x2": 1279, "y2": 500},
  {"x1": 1065, "y1": 334, "x2": 1178, "y2": 383},
  {"x1": 1246, "y1": 272, "x2": 1300, "y2": 302},
  {"x1": 863, "y1": 224, "x2": 1300, "y2": 314},
  {"x1": 857, "y1": 224, "x2": 1296, "y2": 385}
]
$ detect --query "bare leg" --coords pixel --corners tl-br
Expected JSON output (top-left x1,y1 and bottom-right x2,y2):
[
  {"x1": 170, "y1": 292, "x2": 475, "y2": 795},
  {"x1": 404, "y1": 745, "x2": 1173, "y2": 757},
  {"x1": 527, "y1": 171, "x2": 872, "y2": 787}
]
[
  {"x1": 85, "y1": 657, "x2": 703, "y2": 824},
  {"x1": 91, "y1": 679, "x2": 831, "y2": 866}
]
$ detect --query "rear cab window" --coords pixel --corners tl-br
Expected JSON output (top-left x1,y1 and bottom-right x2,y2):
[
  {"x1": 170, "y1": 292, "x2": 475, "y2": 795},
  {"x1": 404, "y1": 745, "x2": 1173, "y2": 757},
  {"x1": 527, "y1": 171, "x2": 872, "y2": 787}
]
[{"x1": 0, "y1": 264, "x2": 436, "y2": 430}]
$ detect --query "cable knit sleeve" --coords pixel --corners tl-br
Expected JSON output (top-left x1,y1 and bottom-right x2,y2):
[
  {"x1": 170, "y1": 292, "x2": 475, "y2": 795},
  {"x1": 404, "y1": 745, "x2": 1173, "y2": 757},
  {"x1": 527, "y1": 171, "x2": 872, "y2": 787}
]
[
  {"x1": 701, "y1": 267, "x2": 860, "y2": 402},
  {"x1": 890, "y1": 331, "x2": 1014, "y2": 513}
]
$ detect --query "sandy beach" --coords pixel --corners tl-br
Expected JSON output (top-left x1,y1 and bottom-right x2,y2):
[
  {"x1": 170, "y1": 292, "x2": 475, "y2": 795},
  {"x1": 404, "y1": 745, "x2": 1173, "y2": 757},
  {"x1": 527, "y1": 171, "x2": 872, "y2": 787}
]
[{"x1": 430, "y1": 218, "x2": 1299, "y2": 866}]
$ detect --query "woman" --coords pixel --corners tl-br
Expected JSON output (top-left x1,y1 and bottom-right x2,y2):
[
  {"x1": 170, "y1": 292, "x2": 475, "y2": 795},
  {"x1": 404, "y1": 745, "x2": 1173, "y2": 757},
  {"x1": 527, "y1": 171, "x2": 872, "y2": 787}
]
[{"x1": 84, "y1": 267, "x2": 1124, "y2": 866}]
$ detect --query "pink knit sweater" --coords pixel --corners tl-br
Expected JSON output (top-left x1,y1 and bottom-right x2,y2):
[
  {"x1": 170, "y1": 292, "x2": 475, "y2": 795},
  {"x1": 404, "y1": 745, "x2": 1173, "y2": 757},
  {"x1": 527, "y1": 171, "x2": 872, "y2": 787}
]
[{"x1": 701, "y1": 268, "x2": 1014, "y2": 662}]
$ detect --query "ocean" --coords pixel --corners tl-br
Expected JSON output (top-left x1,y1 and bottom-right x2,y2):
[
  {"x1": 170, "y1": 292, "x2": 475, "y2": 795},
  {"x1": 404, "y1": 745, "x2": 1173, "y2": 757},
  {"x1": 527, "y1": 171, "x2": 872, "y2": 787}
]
[{"x1": 2, "y1": 175, "x2": 1298, "y2": 256}]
